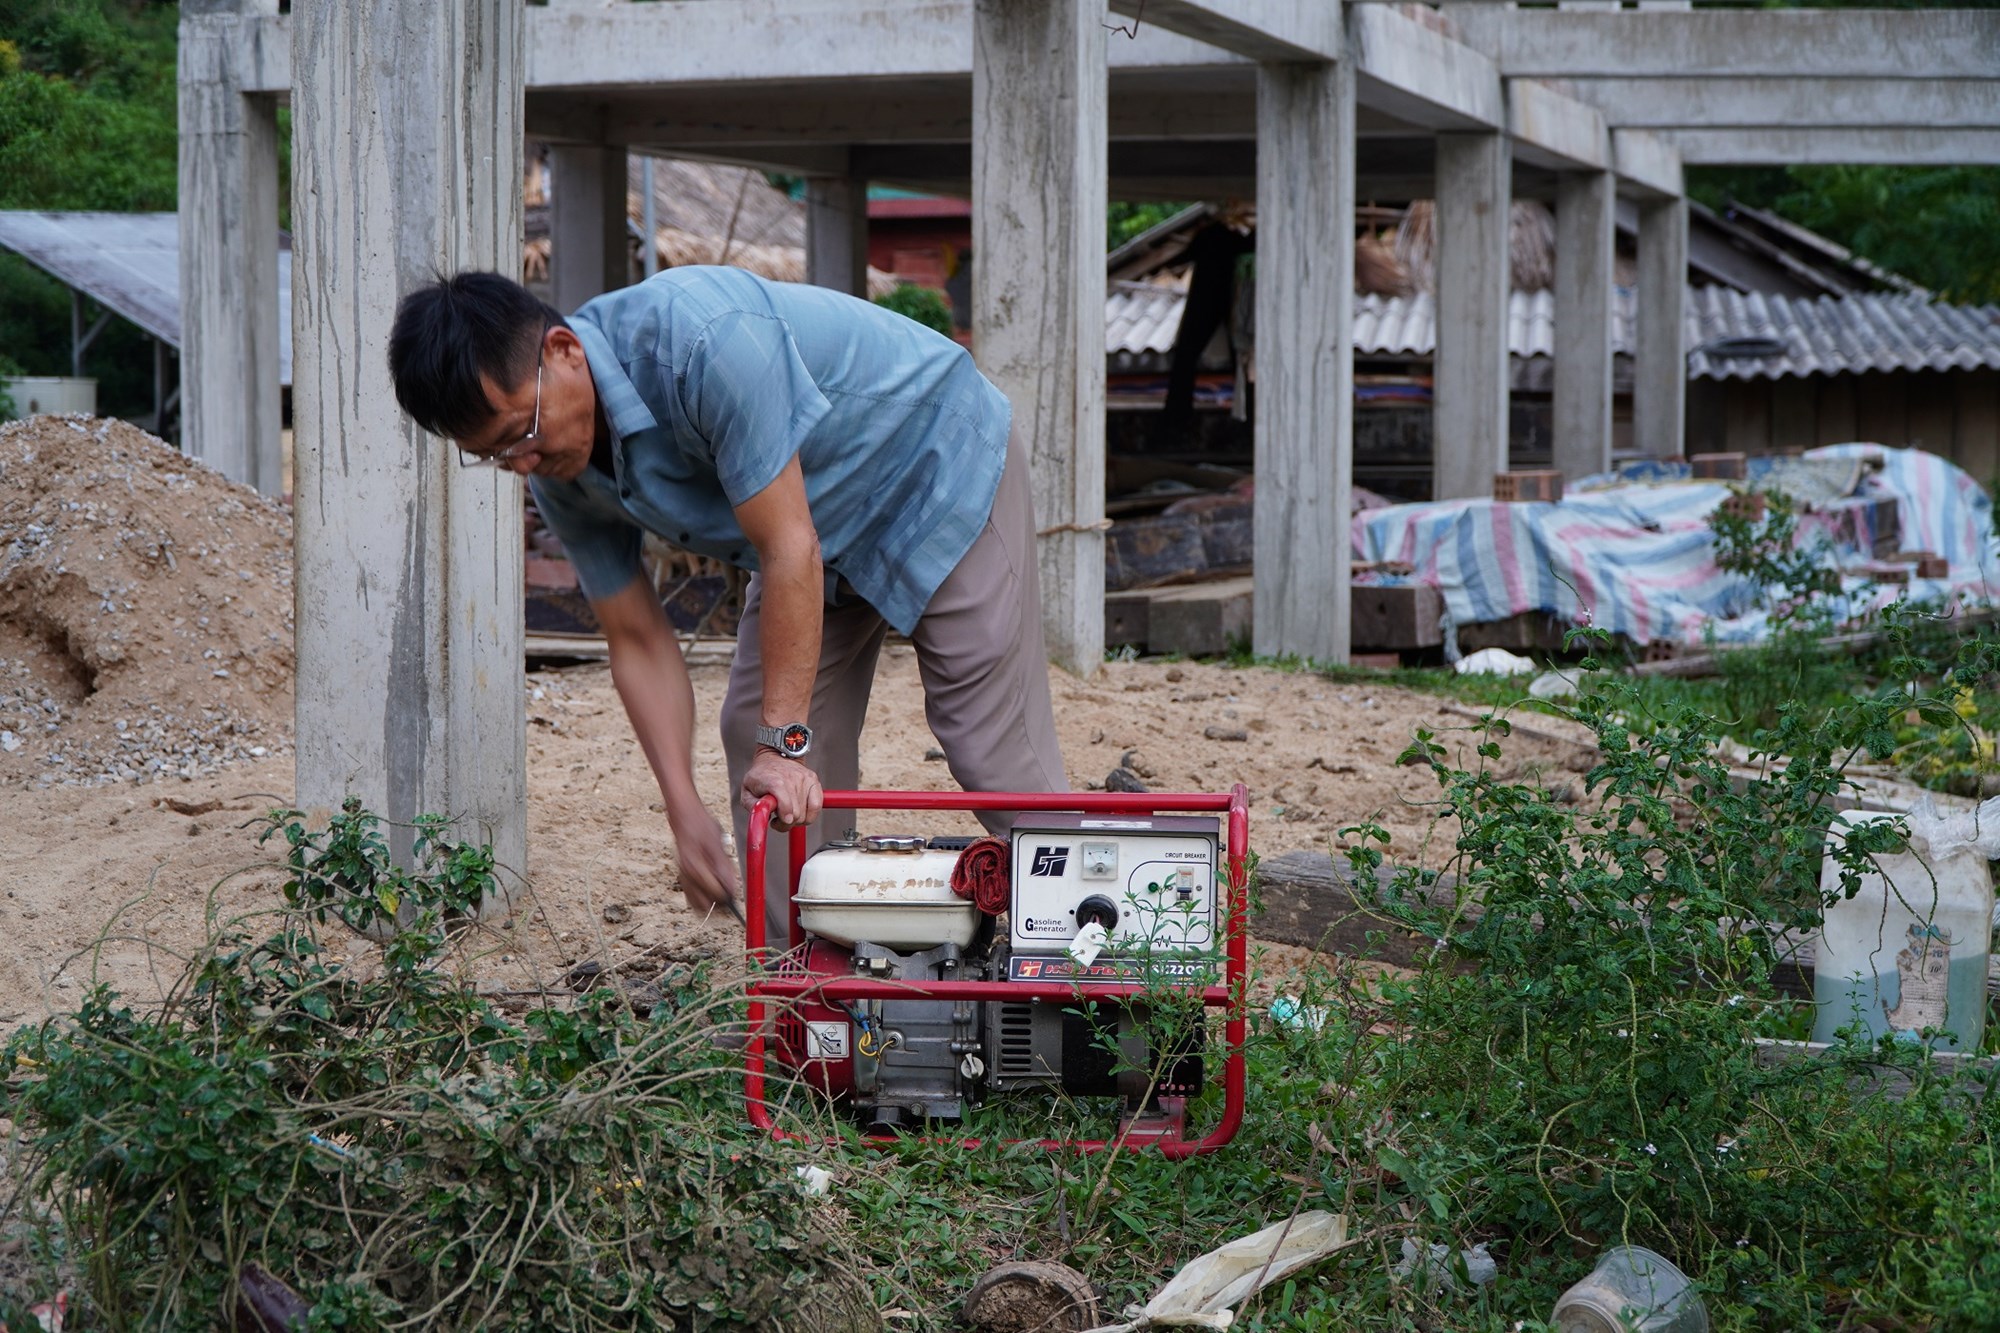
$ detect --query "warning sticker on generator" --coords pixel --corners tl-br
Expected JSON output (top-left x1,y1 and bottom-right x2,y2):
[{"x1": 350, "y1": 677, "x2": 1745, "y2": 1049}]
[
  {"x1": 1007, "y1": 956, "x2": 1216, "y2": 984},
  {"x1": 804, "y1": 1021, "x2": 849, "y2": 1059}
]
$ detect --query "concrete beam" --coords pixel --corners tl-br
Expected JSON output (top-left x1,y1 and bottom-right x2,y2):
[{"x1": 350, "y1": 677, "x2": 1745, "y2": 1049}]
[
  {"x1": 1662, "y1": 128, "x2": 2000, "y2": 167},
  {"x1": 973, "y1": 0, "x2": 1108, "y2": 678},
  {"x1": 1457, "y1": 9, "x2": 2000, "y2": 80},
  {"x1": 548, "y1": 144, "x2": 630, "y2": 312},
  {"x1": 178, "y1": 0, "x2": 283, "y2": 496},
  {"x1": 1612, "y1": 130, "x2": 1682, "y2": 201},
  {"x1": 1553, "y1": 170, "x2": 1616, "y2": 483},
  {"x1": 1507, "y1": 79, "x2": 1609, "y2": 173},
  {"x1": 1567, "y1": 77, "x2": 2000, "y2": 132},
  {"x1": 1107, "y1": 0, "x2": 1341, "y2": 63},
  {"x1": 1347, "y1": 3, "x2": 1502, "y2": 132},
  {"x1": 291, "y1": 0, "x2": 526, "y2": 892},
  {"x1": 805, "y1": 173, "x2": 870, "y2": 299},
  {"x1": 1432, "y1": 132, "x2": 1512, "y2": 503},
  {"x1": 1634, "y1": 198, "x2": 1688, "y2": 462},
  {"x1": 228, "y1": 4, "x2": 1240, "y2": 95},
  {"x1": 1254, "y1": 59, "x2": 1354, "y2": 664},
  {"x1": 535, "y1": 0, "x2": 1231, "y2": 88}
]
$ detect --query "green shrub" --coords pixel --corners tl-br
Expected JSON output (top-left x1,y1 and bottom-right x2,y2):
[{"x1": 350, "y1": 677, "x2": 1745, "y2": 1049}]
[
  {"x1": 3, "y1": 802, "x2": 851, "y2": 1331},
  {"x1": 871, "y1": 282, "x2": 954, "y2": 337}
]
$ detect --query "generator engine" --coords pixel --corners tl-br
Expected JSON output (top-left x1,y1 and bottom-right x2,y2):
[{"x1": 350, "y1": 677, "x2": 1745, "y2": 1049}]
[{"x1": 768, "y1": 815, "x2": 1222, "y2": 1130}]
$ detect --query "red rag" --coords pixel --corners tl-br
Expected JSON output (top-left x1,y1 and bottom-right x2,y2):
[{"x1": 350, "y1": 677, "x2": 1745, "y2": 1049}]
[{"x1": 950, "y1": 837, "x2": 1011, "y2": 916}]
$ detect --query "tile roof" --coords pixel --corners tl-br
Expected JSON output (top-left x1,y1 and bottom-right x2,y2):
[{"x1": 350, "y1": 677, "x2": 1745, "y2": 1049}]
[{"x1": 1107, "y1": 281, "x2": 2000, "y2": 381}]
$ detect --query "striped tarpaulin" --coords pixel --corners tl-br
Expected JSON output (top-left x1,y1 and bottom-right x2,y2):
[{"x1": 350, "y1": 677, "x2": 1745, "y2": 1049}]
[{"x1": 1353, "y1": 448, "x2": 2000, "y2": 650}]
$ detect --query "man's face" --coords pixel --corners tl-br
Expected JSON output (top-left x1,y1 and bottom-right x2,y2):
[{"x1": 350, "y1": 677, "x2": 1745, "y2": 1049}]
[{"x1": 459, "y1": 325, "x2": 596, "y2": 482}]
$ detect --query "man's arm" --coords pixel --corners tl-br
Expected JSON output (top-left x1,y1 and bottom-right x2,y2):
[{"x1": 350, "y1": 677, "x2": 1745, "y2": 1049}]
[
  {"x1": 593, "y1": 577, "x2": 739, "y2": 913},
  {"x1": 732, "y1": 455, "x2": 824, "y2": 829}
]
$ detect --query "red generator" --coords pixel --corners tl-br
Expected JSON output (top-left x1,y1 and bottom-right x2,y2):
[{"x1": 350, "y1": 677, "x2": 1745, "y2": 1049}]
[{"x1": 744, "y1": 788, "x2": 1249, "y2": 1155}]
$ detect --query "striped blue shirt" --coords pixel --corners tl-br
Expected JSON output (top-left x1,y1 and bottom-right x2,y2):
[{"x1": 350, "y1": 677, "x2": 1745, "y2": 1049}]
[{"x1": 529, "y1": 267, "x2": 1011, "y2": 634}]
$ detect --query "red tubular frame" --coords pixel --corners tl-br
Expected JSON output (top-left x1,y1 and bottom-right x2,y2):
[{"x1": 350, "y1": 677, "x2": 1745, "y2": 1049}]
[{"x1": 742, "y1": 786, "x2": 1250, "y2": 1156}]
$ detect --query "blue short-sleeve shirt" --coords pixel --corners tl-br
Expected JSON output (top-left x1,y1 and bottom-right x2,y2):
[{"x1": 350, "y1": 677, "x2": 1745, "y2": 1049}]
[{"x1": 527, "y1": 267, "x2": 1011, "y2": 635}]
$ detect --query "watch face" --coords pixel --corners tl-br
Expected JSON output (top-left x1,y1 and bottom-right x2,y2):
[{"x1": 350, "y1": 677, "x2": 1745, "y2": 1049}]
[{"x1": 780, "y1": 723, "x2": 811, "y2": 755}]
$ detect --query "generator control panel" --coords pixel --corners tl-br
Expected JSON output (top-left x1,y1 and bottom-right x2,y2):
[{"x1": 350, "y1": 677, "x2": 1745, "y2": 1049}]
[{"x1": 1007, "y1": 813, "x2": 1220, "y2": 956}]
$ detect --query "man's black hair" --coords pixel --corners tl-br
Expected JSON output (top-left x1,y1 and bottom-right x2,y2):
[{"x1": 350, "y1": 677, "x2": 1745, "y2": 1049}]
[{"x1": 387, "y1": 271, "x2": 565, "y2": 442}]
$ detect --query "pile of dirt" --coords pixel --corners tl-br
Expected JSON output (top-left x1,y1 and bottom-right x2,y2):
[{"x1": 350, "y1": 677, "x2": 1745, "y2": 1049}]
[{"x1": 0, "y1": 415, "x2": 294, "y2": 790}]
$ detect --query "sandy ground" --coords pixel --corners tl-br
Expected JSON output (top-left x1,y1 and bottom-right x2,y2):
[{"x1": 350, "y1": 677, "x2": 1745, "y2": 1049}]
[
  {"x1": 0, "y1": 648, "x2": 1597, "y2": 1032},
  {"x1": 0, "y1": 416, "x2": 1593, "y2": 1031}
]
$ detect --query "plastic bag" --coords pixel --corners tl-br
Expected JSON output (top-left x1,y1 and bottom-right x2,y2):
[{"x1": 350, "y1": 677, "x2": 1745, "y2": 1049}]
[
  {"x1": 1903, "y1": 793, "x2": 2000, "y2": 861},
  {"x1": 1454, "y1": 647, "x2": 1536, "y2": 676},
  {"x1": 1082, "y1": 1212, "x2": 1353, "y2": 1331}
]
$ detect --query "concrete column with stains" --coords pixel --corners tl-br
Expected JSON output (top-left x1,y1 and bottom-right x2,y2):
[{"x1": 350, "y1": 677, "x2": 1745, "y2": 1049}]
[
  {"x1": 806, "y1": 174, "x2": 871, "y2": 299},
  {"x1": 1553, "y1": 169, "x2": 1616, "y2": 480},
  {"x1": 1432, "y1": 132, "x2": 1513, "y2": 501},
  {"x1": 177, "y1": 0, "x2": 283, "y2": 495},
  {"x1": 291, "y1": 0, "x2": 527, "y2": 893},
  {"x1": 1635, "y1": 196, "x2": 1689, "y2": 459},
  {"x1": 550, "y1": 144, "x2": 631, "y2": 314},
  {"x1": 972, "y1": 0, "x2": 1109, "y2": 677},
  {"x1": 1254, "y1": 59, "x2": 1355, "y2": 663}
]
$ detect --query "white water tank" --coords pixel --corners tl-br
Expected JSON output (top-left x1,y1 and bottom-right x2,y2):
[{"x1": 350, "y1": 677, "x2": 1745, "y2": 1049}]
[
  {"x1": 3, "y1": 376, "x2": 97, "y2": 419},
  {"x1": 1811, "y1": 808, "x2": 1994, "y2": 1052}
]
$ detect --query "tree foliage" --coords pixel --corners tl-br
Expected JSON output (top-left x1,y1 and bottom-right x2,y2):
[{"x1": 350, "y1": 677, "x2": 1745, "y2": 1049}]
[
  {"x1": 1692, "y1": 166, "x2": 2000, "y2": 305},
  {"x1": 0, "y1": 1, "x2": 178, "y2": 419},
  {"x1": 0, "y1": 0, "x2": 178, "y2": 212}
]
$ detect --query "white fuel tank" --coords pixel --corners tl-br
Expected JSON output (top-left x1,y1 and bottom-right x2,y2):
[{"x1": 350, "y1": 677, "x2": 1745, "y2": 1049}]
[{"x1": 794, "y1": 836, "x2": 980, "y2": 951}]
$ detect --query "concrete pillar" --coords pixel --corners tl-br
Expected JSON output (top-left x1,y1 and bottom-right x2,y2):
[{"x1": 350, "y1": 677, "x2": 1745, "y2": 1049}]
[
  {"x1": 177, "y1": 0, "x2": 282, "y2": 496},
  {"x1": 641, "y1": 155, "x2": 659, "y2": 279},
  {"x1": 806, "y1": 175, "x2": 870, "y2": 299},
  {"x1": 972, "y1": 0, "x2": 1108, "y2": 677},
  {"x1": 549, "y1": 144, "x2": 629, "y2": 313},
  {"x1": 1432, "y1": 132, "x2": 1513, "y2": 500},
  {"x1": 1635, "y1": 196, "x2": 1689, "y2": 459},
  {"x1": 1553, "y1": 170, "x2": 1616, "y2": 481},
  {"x1": 1254, "y1": 60, "x2": 1354, "y2": 664},
  {"x1": 292, "y1": 0, "x2": 527, "y2": 888}
]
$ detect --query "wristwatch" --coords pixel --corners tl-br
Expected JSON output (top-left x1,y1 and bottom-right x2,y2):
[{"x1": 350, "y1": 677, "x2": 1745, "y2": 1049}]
[{"x1": 755, "y1": 721, "x2": 813, "y2": 759}]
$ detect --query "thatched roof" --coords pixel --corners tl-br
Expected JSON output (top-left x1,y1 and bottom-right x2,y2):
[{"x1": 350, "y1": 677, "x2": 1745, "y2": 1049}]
[
  {"x1": 521, "y1": 227, "x2": 898, "y2": 299},
  {"x1": 1391, "y1": 201, "x2": 1556, "y2": 295},
  {"x1": 521, "y1": 154, "x2": 898, "y2": 297}
]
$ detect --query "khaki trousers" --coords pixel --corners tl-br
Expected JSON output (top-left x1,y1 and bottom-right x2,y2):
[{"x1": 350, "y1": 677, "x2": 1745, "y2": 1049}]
[{"x1": 721, "y1": 428, "x2": 1067, "y2": 942}]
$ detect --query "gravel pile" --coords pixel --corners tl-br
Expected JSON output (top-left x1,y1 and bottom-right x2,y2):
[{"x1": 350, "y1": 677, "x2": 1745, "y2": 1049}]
[{"x1": 0, "y1": 415, "x2": 295, "y2": 789}]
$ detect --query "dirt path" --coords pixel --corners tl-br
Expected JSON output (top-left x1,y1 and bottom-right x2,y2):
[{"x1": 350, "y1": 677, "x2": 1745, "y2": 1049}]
[{"x1": 0, "y1": 648, "x2": 1597, "y2": 1030}]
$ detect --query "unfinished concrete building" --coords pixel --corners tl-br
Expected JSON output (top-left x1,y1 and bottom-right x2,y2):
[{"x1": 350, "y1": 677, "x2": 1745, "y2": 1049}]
[{"x1": 177, "y1": 0, "x2": 2000, "y2": 858}]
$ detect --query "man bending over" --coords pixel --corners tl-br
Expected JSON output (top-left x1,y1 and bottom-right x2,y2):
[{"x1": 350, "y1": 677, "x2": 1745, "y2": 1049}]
[{"x1": 388, "y1": 267, "x2": 1066, "y2": 937}]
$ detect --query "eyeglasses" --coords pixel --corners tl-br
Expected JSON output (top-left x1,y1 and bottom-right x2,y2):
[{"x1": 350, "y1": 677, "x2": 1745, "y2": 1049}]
[{"x1": 456, "y1": 337, "x2": 546, "y2": 469}]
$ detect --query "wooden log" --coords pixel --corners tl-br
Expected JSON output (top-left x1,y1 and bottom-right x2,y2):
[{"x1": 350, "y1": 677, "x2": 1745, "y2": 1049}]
[
  {"x1": 1104, "y1": 494, "x2": 1254, "y2": 593},
  {"x1": 1105, "y1": 511, "x2": 1207, "y2": 592},
  {"x1": 1146, "y1": 576, "x2": 1253, "y2": 657},
  {"x1": 1752, "y1": 1038, "x2": 1995, "y2": 1103},
  {"x1": 1105, "y1": 592, "x2": 1150, "y2": 649},
  {"x1": 1253, "y1": 850, "x2": 1467, "y2": 966},
  {"x1": 1350, "y1": 584, "x2": 1444, "y2": 650}
]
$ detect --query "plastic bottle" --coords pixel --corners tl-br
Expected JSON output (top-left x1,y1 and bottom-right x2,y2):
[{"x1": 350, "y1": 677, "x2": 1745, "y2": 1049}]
[
  {"x1": 1810, "y1": 802, "x2": 1997, "y2": 1053},
  {"x1": 1553, "y1": 1246, "x2": 1707, "y2": 1333}
]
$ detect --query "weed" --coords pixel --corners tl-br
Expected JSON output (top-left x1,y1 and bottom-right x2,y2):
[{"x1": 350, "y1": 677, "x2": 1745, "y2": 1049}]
[{"x1": 2, "y1": 806, "x2": 855, "y2": 1332}]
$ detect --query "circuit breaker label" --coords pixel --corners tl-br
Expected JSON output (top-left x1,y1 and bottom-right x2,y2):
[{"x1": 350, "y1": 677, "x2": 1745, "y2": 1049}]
[{"x1": 804, "y1": 1021, "x2": 849, "y2": 1059}]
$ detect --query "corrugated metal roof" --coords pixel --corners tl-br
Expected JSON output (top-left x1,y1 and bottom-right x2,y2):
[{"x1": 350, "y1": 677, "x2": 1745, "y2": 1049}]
[
  {"x1": 0, "y1": 211, "x2": 294, "y2": 386},
  {"x1": 1106, "y1": 280, "x2": 1184, "y2": 362},
  {"x1": 1685, "y1": 287, "x2": 2000, "y2": 381},
  {"x1": 1110, "y1": 281, "x2": 2000, "y2": 382}
]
